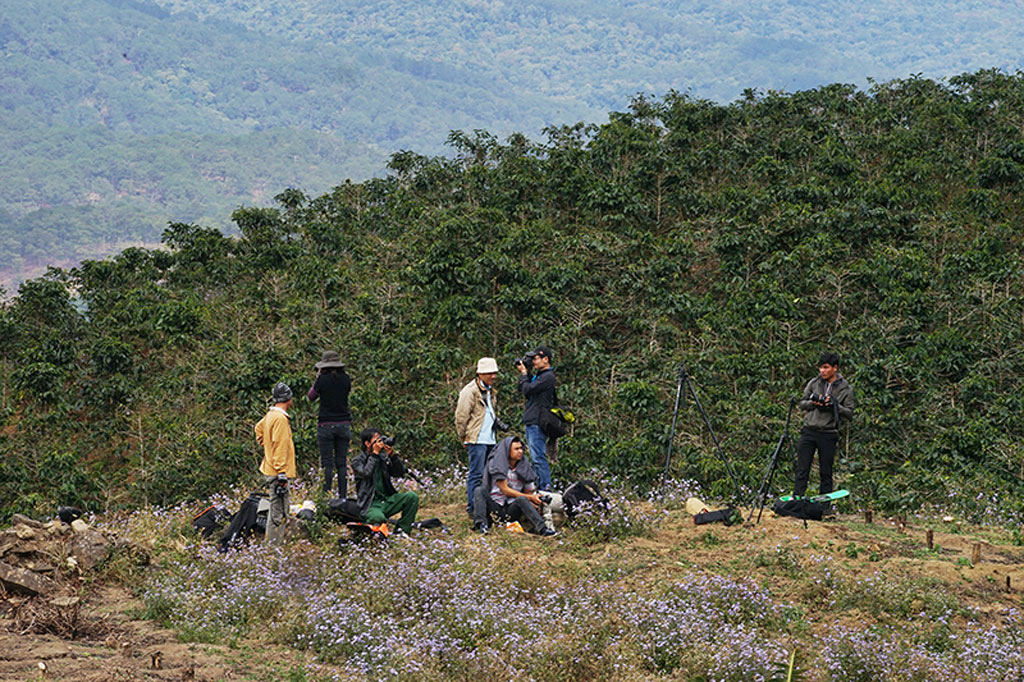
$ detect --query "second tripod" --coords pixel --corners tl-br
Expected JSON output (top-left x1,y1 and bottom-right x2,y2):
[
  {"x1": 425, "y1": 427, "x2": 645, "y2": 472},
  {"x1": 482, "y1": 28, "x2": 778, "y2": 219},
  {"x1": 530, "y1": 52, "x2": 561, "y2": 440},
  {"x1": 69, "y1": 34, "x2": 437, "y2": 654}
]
[
  {"x1": 662, "y1": 363, "x2": 745, "y2": 503},
  {"x1": 746, "y1": 397, "x2": 798, "y2": 524}
]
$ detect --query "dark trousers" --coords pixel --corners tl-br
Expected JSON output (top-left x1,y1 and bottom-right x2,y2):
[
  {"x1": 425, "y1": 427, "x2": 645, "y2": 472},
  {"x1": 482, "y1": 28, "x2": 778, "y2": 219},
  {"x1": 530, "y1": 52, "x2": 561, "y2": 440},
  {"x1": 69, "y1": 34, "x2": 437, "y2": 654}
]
[
  {"x1": 318, "y1": 423, "x2": 351, "y2": 497},
  {"x1": 472, "y1": 485, "x2": 546, "y2": 532},
  {"x1": 794, "y1": 427, "x2": 838, "y2": 497}
]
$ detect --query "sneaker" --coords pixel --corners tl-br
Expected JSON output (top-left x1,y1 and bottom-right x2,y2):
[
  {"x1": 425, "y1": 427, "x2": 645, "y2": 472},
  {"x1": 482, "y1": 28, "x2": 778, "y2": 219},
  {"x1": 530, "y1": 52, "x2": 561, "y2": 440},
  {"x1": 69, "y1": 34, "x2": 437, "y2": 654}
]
[
  {"x1": 822, "y1": 504, "x2": 837, "y2": 519},
  {"x1": 473, "y1": 522, "x2": 490, "y2": 534},
  {"x1": 537, "y1": 528, "x2": 558, "y2": 537}
]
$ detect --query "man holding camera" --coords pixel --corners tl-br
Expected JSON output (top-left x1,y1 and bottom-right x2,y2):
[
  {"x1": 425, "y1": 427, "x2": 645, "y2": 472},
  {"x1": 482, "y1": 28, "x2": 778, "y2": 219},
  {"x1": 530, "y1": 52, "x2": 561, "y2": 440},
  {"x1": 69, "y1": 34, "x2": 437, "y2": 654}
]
[
  {"x1": 352, "y1": 428, "x2": 419, "y2": 536},
  {"x1": 254, "y1": 382, "x2": 296, "y2": 545},
  {"x1": 517, "y1": 345, "x2": 555, "y2": 491},
  {"x1": 472, "y1": 436, "x2": 556, "y2": 536},
  {"x1": 455, "y1": 357, "x2": 502, "y2": 516},
  {"x1": 794, "y1": 352, "x2": 855, "y2": 499}
]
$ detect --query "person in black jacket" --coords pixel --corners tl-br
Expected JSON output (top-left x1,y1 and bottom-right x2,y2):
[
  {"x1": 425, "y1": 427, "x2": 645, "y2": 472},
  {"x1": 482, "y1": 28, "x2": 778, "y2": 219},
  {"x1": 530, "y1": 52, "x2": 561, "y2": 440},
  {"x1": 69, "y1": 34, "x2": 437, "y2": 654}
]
[
  {"x1": 794, "y1": 352, "x2": 855, "y2": 498},
  {"x1": 308, "y1": 350, "x2": 352, "y2": 497},
  {"x1": 351, "y1": 428, "x2": 419, "y2": 535},
  {"x1": 517, "y1": 345, "x2": 555, "y2": 491}
]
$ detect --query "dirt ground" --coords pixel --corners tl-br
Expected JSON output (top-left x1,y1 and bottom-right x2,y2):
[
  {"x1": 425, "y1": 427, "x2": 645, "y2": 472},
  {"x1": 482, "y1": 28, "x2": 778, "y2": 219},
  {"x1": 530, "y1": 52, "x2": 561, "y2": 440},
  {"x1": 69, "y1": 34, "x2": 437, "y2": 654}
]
[{"x1": 0, "y1": 585, "x2": 308, "y2": 682}]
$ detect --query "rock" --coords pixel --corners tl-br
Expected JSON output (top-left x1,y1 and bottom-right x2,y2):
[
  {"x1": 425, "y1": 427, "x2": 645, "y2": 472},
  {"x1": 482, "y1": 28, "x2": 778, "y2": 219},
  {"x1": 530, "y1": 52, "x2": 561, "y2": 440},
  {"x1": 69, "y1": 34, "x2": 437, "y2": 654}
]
[
  {"x1": 0, "y1": 533, "x2": 17, "y2": 557},
  {"x1": 43, "y1": 519, "x2": 70, "y2": 537},
  {"x1": 69, "y1": 528, "x2": 111, "y2": 571},
  {"x1": 10, "y1": 540, "x2": 43, "y2": 556},
  {"x1": 14, "y1": 524, "x2": 37, "y2": 540},
  {"x1": 113, "y1": 539, "x2": 151, "y2": 567},
  {"x1": 70, "y1": 519, "x2": 91, "y2": 534},
  {"x1": 10, "y1": 514, "x2": 43, "y2": 529},
  {"x1": 24, "y1": 559, "x2": 56, "y2": 573},
  {"x1": 50, "y1": 596, "x2": 80, "y2": 607},
  {"x1": 0, "y1": 560, "x2": 57, "y2": 596}
]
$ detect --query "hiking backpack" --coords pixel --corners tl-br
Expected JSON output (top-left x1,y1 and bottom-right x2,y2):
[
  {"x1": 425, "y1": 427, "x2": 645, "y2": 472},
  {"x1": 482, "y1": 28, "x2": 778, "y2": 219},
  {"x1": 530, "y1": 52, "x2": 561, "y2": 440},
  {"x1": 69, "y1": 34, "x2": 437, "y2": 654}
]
[{"x1": 561, "y1": 480, "x2": 609, "y2": 518}]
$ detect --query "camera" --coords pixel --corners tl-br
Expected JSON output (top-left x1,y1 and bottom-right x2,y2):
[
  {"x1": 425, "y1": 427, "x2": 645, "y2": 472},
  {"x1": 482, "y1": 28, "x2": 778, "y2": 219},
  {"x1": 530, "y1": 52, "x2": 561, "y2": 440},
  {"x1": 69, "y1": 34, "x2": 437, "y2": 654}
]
[
  {"x1": 538, "y1": 493, "x2": 552, "y2": 505},
  {"x1": 514, "y1": 351, "x2": 537, "y2": 372},
  {"x1": 494, "y1": 418, "x2": 511, "y2": 433},
  {"x1": 810, "y1": 392, "x2": 829, "y2": 404},
  {"x1": 380, "y1": 435, "x2": 396, "y2": 448}
]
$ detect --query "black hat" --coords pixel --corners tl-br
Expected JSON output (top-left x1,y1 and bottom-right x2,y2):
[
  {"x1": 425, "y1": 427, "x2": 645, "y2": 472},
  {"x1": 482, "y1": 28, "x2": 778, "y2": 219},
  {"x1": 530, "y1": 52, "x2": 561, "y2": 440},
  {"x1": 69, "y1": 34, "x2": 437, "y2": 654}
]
[
  {"x1": 533, "y1": 346, "x2": 553, "y2": 361},
  {"x1": 315, "y1": 350, "x2": 345, "y2": 369},
  {"x1": 272, "y1": 382, "x2": 293, "y2": 403}
]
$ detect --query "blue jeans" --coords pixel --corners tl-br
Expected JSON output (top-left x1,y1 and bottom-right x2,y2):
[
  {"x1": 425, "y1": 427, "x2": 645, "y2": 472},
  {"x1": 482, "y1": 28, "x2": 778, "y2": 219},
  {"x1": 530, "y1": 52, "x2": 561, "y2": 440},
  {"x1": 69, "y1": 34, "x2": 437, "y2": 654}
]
[
  {"x1": 318, "y1": 423, "x2": 351, "y2": 497},
  {"x1": 525, "y1": 425, "x2": 552, "y2": 491},
  {"x1": 465, "y1": 443, "x2": 494, "y2": 515}
]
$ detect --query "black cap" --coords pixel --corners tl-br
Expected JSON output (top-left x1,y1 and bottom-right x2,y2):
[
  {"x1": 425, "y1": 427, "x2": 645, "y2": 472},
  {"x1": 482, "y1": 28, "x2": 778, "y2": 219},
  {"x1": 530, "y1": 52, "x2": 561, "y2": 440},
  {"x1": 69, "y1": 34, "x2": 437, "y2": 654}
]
[{"x1": 534, "y1": 346, "x2": 553, "y2": 361}]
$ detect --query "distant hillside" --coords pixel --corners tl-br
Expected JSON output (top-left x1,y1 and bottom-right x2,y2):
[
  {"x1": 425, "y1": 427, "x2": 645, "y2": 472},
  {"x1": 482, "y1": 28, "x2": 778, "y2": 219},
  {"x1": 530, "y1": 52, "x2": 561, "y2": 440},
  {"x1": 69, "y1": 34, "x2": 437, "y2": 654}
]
[
  {"x1": 2, "y1": 0, "x2": 1024, "y2": 284},
  {"x1": 0, "y1": 0, "x2": 595, "y2": 281},
  {"x1": 1, "y1": 76, "x2": 1022, "y2": 524}
]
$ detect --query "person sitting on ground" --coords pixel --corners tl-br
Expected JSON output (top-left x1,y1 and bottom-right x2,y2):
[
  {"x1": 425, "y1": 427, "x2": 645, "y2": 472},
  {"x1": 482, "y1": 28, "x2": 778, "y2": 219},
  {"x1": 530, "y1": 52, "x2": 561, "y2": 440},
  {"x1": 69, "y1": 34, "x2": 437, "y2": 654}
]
[
  {"x1": 472, "y1": 435, "x2": 556, "y2": 536},
  {"x1": 351, "y1": 428, "x2": 419, "y2": 536}
]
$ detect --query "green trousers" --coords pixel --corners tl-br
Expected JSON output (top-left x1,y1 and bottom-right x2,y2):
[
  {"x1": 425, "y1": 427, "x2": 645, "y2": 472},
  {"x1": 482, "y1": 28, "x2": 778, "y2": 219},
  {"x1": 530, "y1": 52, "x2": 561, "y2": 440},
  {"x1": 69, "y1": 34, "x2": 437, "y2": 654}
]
[{"x1": 366, "y1": 491, "x2": 419, "y2": 534}]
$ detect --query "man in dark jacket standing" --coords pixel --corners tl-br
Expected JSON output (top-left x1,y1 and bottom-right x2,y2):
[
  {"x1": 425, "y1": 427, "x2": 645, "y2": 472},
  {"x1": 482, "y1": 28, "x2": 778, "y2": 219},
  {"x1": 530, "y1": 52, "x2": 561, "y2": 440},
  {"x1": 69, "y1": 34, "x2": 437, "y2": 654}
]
[
  {"x1": 352, "y1": 428, "x2": 419, "y2": 536},
  {"x1": 517, "y1": 345, "x2": 555, "y2": 491},
  {"x1": 794, "y1": 352, "x2": 855, "y2": 498}
]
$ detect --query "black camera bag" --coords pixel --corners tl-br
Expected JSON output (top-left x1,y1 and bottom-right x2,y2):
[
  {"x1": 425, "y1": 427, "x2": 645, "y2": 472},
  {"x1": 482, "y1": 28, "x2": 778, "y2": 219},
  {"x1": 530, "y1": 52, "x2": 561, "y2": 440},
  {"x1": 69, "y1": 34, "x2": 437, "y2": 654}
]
[
  {"x1": 562, "y1": 480, "x2": 609, "y2": 518},
  {"x1": 693, "y1": 507, "x2": 741, "y2": 526},
  {"x1": 193, "y1": 504, "x2": 232, "y2": 539},
  {"x1": 772, "y1": 498, "x2": 827, "y2": 521},
  {"x1": 540, "y1": 408, "x2": 568, "y2": 439},
  {"x1": 540, "y1": 386, "x2": 571, "y2": 439},
  {"x1": 327, "y1": 497, "x2": 365, "y2": 523}
]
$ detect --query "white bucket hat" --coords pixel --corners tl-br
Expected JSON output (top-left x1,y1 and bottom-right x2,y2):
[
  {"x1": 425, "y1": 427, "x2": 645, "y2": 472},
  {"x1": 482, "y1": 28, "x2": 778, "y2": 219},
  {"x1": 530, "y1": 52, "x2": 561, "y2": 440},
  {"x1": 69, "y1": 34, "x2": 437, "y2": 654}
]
[{"x1": 476, "y1": 357, "x2": 499, "y2": 374}]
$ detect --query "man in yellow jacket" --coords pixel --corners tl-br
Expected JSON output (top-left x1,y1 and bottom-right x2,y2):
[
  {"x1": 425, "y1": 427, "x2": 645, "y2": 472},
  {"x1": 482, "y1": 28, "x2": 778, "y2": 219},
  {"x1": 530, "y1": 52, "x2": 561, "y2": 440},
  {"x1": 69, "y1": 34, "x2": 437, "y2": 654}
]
[{"x1": 255, "y1": 382, "x2": 296, "y2": 544}]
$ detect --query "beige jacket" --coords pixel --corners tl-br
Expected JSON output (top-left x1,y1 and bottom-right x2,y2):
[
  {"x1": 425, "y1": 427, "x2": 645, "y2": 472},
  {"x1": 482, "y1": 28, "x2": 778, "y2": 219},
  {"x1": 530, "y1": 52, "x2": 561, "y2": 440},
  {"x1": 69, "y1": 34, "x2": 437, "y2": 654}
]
[
  {"x1": 455, "y1": 378, "x2": 497, "y2": 444},
  {"x1": 255, "y1": 407, "x2": 297, "y2": 478}
]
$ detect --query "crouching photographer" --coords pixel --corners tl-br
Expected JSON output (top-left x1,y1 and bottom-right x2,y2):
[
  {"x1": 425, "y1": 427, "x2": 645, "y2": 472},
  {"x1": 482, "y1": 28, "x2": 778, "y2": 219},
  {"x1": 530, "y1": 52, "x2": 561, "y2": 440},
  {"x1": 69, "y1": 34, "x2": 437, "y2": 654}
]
[
  {"x1": 352, "y1": 428, "x2": 419, "y2": 536},
  {"x1": 472, "y1": 436, "x2": 557, "y2": 537}
]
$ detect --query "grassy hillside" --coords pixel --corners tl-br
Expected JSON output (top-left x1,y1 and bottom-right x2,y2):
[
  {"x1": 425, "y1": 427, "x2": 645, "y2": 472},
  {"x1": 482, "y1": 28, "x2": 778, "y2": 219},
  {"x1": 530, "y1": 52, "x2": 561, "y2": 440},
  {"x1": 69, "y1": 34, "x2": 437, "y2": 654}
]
[
  {"x1": 1, "y1": 74, "x2": 1023, "y2": 525},
  {"x1": 14, "y1": 478, "x2": 1023, "y2": 681}
]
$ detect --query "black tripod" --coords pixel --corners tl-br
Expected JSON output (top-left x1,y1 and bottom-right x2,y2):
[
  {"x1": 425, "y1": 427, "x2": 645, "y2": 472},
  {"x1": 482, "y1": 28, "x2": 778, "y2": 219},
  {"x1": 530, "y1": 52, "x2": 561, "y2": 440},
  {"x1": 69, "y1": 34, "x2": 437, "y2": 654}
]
[
  {"x1": 662, "y1": 363, "x2": 745, "y2": 502},
  {"x1": 746, "y1": 397, "x2": 798, "y2": 524}
]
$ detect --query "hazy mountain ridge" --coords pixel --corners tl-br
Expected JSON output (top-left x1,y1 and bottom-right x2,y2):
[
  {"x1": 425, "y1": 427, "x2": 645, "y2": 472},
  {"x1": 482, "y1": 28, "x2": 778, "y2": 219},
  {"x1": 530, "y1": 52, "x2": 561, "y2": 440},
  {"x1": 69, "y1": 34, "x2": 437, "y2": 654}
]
[{"x1": 2, "y1": 0, "x2": 1023, "y2": 285}]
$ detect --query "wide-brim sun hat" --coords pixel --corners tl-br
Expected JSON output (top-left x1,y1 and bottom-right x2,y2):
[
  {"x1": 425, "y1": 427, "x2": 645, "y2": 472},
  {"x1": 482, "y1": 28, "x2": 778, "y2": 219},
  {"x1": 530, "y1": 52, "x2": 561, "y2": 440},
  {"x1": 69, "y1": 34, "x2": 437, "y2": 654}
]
[{"x1": 315, "y1": 350, "x2": 346, "y2": 369}]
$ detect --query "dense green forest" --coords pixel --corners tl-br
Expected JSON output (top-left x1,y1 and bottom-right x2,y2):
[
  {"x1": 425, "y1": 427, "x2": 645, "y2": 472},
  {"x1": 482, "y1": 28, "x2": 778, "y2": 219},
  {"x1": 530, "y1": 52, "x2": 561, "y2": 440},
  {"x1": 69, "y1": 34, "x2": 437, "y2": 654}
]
[
  {"x1": 4, "y1": 0, "x2": 1024, "y2": 283},
  {"x1": 2, "y1": 72, "x2": 1023, "y2": 524}
]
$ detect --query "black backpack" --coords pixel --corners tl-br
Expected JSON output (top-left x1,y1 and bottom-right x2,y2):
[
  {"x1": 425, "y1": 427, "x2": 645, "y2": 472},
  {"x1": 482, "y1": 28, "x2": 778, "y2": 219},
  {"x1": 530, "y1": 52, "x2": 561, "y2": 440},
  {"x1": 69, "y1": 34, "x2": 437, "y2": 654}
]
[
  {"x1": 219, "y1": 492, "x2": 268, "y2": 551},
  {"x1": 772, "y1": 498, "x2": 827, "y2": 521},
  {"x1": 192, "y1": 504, "x2": 232, "y2": 539},
  {"x1": 326, "y1": 497, "x2": 365, "y2": 523},
  {"x1": 562, "y1": 480, "x2": 608, "y2": 518}
]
